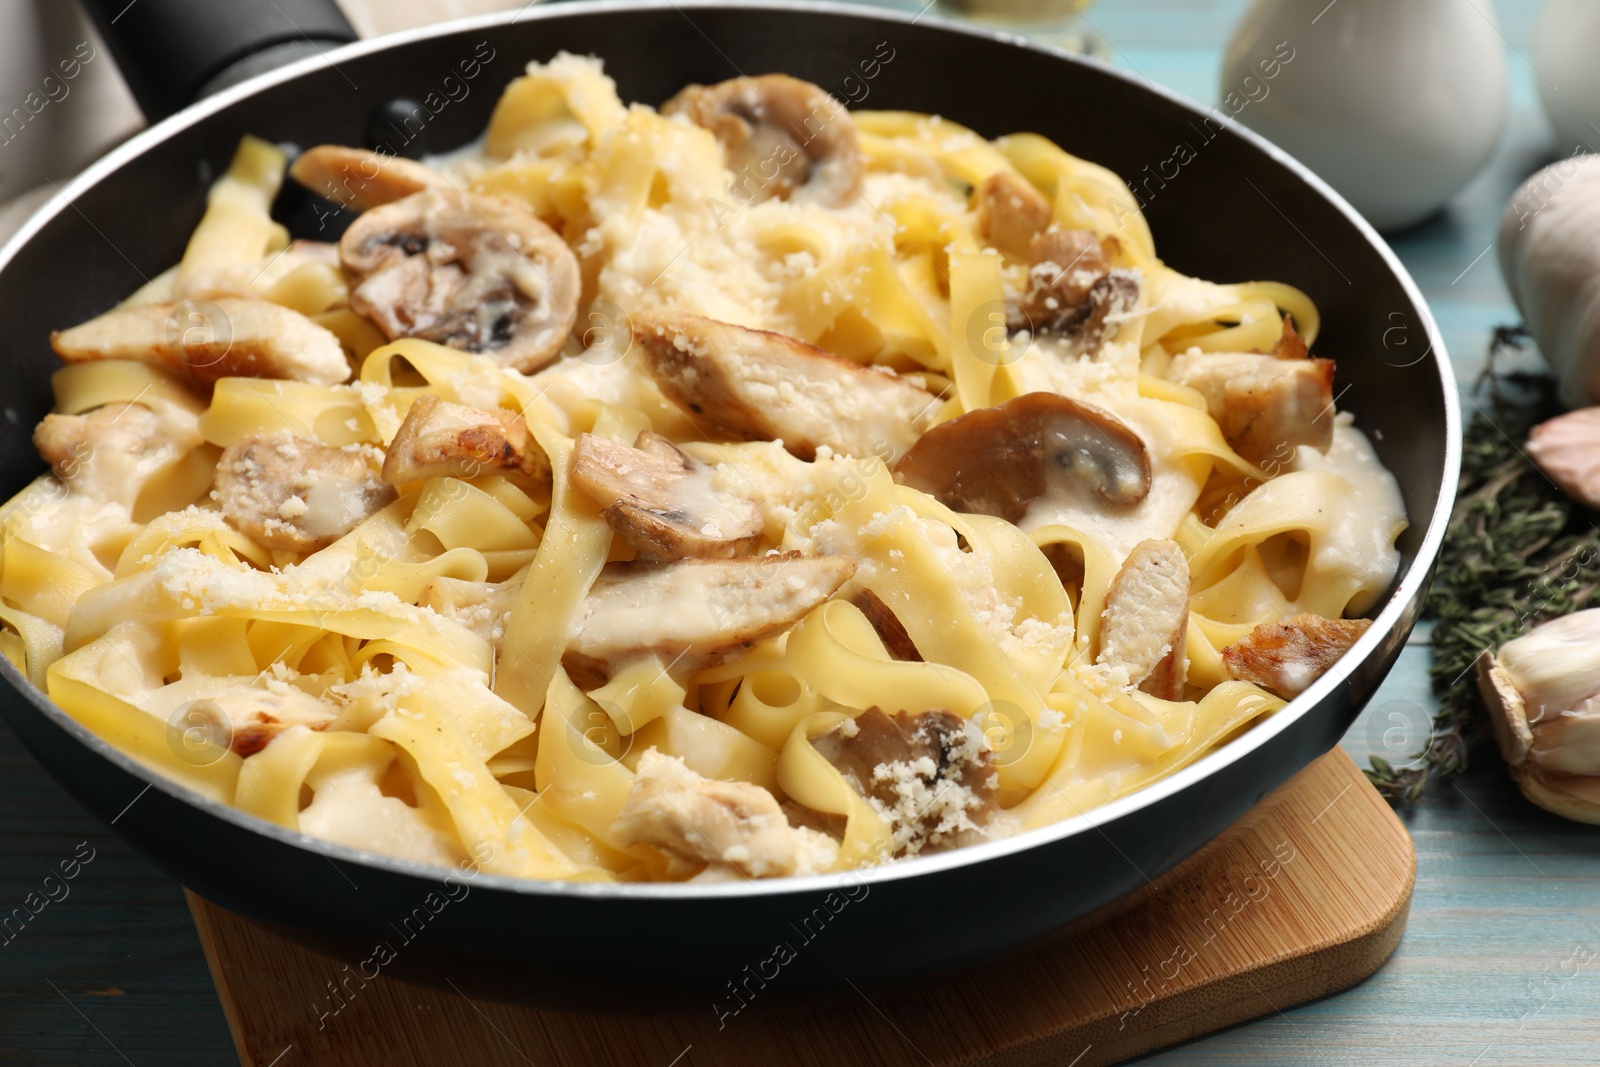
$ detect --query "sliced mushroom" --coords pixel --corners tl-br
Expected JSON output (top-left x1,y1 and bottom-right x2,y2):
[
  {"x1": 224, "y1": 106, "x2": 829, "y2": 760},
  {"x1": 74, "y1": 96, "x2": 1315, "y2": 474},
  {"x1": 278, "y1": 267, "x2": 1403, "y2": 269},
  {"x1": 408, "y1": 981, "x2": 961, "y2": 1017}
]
[
  {"x1": 215, "y1": 432, "x2": 395, "y2": 553},
  {"x1": 1166, "y1": 350, "x2": 1335, "y2": 467},
  {"x1": 976, "y1": 169, "x2": 1053, "y2": 258},
  {"x1": 564, "y1": 553, "x2": 855, "y2": 683},
  {"x1": 852, "y1": 589, "x2": 921, "y2": 662},
  {"x1": 33, "y1": 401, "x2": 202, "y2": 509},
  {"x1": 570, "y1": 430, "x2": 762, "y2": 560},
  {"x1": 663, "y1": 74, "x2": 863, "y2": 207},
  {"x1": 893, "y1": 391, "x2": 1151, "y2": 524},
  {"x1": 633, "y1": 310, "x2": 939, "y2": 462},
  {"x1": 381, "y1": 394, "x2": 550, "y2": 487},
  {"x1": 289, "y1": 145, "x2": 445, "y2": 213},
  {"x1": 1221, "y1": 613, "x2": 1373, "y2": 698},
  {"x1": 1014, "y1": 228, "x2": 1141, "y2": 356},
  {"x1": 612, "y1": 749, "x2": 822, "y2": 877},
  {"x1": 340, "y1": 187, "x2": 580, "y2": 373},
  {"x1": 51, "y1": 297, "x2": 350, "y2": 389},
  {"x1": 1096, "y1": 538, "x2": 1190, "y2": 699},
  {"x1": 810, "y1": 707, "x2": 997, "y2": 856}
]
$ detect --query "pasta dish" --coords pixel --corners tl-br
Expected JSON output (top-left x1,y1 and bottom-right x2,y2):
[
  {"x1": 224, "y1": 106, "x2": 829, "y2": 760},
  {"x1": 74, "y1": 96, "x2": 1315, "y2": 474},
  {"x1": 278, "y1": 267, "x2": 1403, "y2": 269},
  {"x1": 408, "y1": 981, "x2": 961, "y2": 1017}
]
[{"x1": 0, "y1": 56, "x2": 1405, "y2": 883}]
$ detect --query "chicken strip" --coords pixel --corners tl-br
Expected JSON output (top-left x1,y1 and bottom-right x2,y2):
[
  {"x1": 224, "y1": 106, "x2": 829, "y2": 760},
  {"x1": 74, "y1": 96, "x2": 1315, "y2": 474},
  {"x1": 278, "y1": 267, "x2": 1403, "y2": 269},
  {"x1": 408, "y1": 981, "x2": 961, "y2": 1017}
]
[
  {"x1": 633, "y1": 310, "x2": 939, "y2": 462},
  {"x1": 564, "y1": 553, "x2": 855, "y2": 684},
  {"x1": 381, "y1": 394, "x2": 550, "y2": 487},
  {"x1": 1167, "y1": 350, "x2": 1335, "y2": 467},
  {"x1": 51, "y1": 297, "x2": 350, "y2": 390},
  {"x1": 1096, "y1": 538, "x2": 1190, "y2": 699},
  {"x1": 1221, "y1": 613, "x2": 1373, "y2": 698},
  {"x1": 570, "y1": 431, "x2": 762, "y2": 560},
  {"x1": 33, "y1": 401, "x2": 202, "y2": 509},
  {"x1": 976, "y1": 169, "x2": 1052, "y2": 258},
  {"x1": 612, "y1": 749, "x2": 831, "y2": 877}
]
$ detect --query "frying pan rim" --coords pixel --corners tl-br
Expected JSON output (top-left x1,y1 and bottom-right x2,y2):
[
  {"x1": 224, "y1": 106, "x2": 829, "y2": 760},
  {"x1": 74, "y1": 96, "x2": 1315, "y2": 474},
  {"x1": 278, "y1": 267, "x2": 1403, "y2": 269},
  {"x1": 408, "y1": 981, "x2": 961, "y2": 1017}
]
[{"x1": 0, "y1": 0, "x2": 1460, "y2": 901}]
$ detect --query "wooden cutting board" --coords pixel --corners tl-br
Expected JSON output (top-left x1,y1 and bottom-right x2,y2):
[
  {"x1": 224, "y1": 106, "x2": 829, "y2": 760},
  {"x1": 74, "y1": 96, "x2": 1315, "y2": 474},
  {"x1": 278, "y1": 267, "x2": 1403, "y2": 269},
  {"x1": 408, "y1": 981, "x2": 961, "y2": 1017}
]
[{"x1": 188, "y1": 747, "x2": 1412, "y2": 1067}]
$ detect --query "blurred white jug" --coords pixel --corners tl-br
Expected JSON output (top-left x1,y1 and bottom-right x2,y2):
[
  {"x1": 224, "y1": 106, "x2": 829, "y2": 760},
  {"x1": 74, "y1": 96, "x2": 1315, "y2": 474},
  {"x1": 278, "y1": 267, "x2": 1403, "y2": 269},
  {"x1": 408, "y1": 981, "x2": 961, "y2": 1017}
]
[{"x1": 1221, "y1": 0, "x2": 1508, "y2": 232}]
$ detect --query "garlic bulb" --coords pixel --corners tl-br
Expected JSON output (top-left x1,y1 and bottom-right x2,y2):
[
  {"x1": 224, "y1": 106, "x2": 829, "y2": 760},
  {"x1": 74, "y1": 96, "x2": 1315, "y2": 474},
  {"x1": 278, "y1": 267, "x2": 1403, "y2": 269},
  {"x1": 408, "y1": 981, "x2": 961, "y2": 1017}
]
[
  {"x1": 1498, "y1": 156, "x2": 1600, "y2": 409},
  {"x1": 1478, "y1": 609, "x2": 1600, "y2": 823}
]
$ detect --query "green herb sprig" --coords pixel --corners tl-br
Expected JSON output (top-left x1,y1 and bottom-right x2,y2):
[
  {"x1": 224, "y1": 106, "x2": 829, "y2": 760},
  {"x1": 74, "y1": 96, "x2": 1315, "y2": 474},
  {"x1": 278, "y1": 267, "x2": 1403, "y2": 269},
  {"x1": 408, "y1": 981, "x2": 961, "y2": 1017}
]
[{"x1": 1367, "y1": 327, "x2": 1600, "y2": 802}]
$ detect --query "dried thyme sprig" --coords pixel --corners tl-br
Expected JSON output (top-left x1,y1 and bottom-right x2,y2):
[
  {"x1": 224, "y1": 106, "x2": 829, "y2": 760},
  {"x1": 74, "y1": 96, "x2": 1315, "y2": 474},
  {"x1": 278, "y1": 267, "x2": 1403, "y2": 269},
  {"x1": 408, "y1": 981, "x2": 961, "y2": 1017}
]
[{"x1": 1366, "y1": 327, "x2": 1600, "y2": 802}]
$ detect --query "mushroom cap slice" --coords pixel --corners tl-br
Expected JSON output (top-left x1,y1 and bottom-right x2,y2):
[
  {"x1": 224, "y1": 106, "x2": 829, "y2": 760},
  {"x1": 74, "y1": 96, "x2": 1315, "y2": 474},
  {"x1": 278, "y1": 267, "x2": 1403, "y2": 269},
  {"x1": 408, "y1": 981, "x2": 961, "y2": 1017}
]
[
  {"x1": 340, "y1": 187, "x2": 580, "y2": 373},
  {"x1": 381, "y1": 393, "x2": 550, "y2": 487},
  {"x1": 1220, "y1": 613, "x2": 1372, "y2": 698},
  {"x1": 663, "y1": 74, "x2": 864, "y2": 207},
  {"x1": 216, "y1": 431, "x2": 395, "y2": 553},
  {"x1": 564, "y1": 553, "x2": 855, "y2": 683},
  {"x1": 288, "y1": 145, "x2": 445, "y2": 213},
  {"x1": 1167, "y1": 350, "x2": 1335, "y2": 467},
  {"x1": 633, "y1": 310, "x2": 939, "y2": 462},
  {"x1": 570, "y1": 431, "x2": 762, "y2": 560},
  {"x1": 810, "y1": 707, "x2": 996, "y2": 856},
  {"x1": 1097, "y1": 538, "x2": 1190, "y2": 699},
  {"x1": 51, "y1": 297, "x2": 350, "y2": 389},
  {"x1": 893, "y1": 391, "x2": 1152, "y2": 524}
]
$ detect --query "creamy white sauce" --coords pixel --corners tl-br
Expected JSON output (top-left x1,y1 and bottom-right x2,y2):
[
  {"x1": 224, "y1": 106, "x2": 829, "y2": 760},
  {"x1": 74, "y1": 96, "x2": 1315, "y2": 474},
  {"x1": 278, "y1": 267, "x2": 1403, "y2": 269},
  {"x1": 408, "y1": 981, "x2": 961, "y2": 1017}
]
[{"x1": 1290, "y1": 413, "x2": 1407, "y2": 616}]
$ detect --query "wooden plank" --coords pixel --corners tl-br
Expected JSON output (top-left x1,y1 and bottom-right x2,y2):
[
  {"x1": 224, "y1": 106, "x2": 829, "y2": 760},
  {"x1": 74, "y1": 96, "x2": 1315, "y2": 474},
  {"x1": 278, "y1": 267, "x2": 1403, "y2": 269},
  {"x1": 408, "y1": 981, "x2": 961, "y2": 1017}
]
[{"x1": 188, "y1": 748, "x2": 1412, "y2": 1067}]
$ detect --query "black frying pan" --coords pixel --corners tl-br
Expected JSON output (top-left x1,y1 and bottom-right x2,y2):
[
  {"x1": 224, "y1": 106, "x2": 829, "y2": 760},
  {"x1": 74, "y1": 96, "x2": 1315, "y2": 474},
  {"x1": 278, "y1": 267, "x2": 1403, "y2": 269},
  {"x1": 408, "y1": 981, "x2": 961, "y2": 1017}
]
[{"x1": 0, "y1": 0, "x2": 1457, "y2": 1011}]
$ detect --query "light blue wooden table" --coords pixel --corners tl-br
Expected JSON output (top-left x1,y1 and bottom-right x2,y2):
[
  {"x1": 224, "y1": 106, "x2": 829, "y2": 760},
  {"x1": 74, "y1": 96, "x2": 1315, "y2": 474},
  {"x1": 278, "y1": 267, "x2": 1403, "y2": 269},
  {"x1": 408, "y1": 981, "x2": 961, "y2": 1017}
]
[{"x1": 3, "y1": 1, "x2": 1598, "y2": 1064}]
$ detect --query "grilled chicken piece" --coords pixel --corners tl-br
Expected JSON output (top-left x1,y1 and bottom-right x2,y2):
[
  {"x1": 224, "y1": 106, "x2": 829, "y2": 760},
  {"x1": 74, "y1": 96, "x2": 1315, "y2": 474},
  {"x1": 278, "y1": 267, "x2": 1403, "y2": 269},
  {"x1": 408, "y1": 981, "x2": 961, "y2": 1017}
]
[
  {"x1": 893, "y1": 391, "x2": 1151, "y2": 523},
  {"x1": 633, "y1": 310, "x2": 939, "y2": 462},
  {"x1": 33, "y1": 402, "x2": 202, "y2": 509},
  {"x1": 1096, "y1": 538, "x2": 1190, "y2": 699},
  {"x1": 570, "y1": 431, "x2": 763, "y2": 560},
  {"x1": 215, "y1": 432, "x2": 394, "y2": 553},
  {"x1": 381, "y1": 394, "x2": 550, "y2": 487},
  {"x1": 1271, "y1": 314, "x2": 1308, "y2": 360},
  {"x1": 811, "y1": 707, "x2": 997, "y2": 856},
  {"x1": 1166, "y1": 350, "x2": 1335, "y2": 467},
  {"x1": 612, "y1": 749, "x2": 816, "y2": 877},
  {"x1": 289, "y1": 144, "x2": 445, "y2": 213},
  {"x1": 171, "y1": 688, "x2": 337, "y2": 758},
  {"x1": 51, "y1": 297, "x2": 350, "y2": 390},
  {"x1": 976, "y1": 169, "x2": 1052, "y2": 258},
  {"x1": 1221, "y1": 613, "x2": 1373, "y2": 698},
  {"x1": 663, "y1": 74, "x2": 863, "y2": 207},
  {"x1": 564, "y1": 553, "x2": 855, "y2": 684},
  {"x1": 340, "y1": 187, "x2": 580, "y2": 373}
]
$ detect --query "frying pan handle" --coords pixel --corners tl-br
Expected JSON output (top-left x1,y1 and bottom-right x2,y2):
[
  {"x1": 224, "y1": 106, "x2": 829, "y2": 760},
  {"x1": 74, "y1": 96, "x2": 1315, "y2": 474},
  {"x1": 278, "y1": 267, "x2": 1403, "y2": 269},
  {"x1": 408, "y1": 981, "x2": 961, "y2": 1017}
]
[{"x1": 78, "y1": 0, "x2": 358, "y2": 120}]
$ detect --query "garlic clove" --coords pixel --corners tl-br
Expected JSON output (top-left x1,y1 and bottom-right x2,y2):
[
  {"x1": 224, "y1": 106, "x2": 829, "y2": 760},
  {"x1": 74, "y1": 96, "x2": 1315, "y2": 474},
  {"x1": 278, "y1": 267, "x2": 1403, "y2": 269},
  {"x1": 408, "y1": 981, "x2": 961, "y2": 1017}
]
[
  {"x1": 1477, "y1": 650, "x2": 1533, "y2": 766},
  {"x1": 1478, "y1": 608, "x2": 1600, "y2": 824},
  {"x1": 1526, "y1": 407, "x2": 1600, "y2": 509},
  {"x1": 1528, "y1": 701, "x2": 1600, "y2": 777}
]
